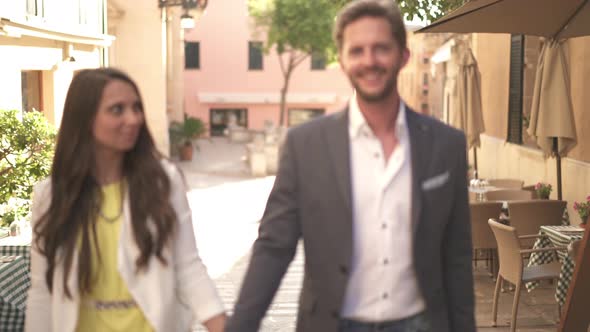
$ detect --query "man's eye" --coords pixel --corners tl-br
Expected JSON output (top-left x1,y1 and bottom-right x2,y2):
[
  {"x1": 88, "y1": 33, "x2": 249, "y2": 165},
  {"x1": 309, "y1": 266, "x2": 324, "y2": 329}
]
[{"x1": 349, "y1": 48, "x2": 362, "y2": 56}]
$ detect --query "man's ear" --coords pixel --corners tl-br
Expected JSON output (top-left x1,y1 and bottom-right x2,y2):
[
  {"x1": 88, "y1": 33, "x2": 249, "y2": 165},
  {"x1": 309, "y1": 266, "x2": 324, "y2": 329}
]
[{"x1": 401, "y1": 48, "x2": 410, "y2": 68}]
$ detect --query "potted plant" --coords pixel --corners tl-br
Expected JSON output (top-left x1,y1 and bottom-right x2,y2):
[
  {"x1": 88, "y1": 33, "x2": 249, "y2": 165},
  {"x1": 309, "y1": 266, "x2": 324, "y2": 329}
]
[
  {"x1": 534, "y1": 182, "x2": 552, "y2": 199},
  {"x1": 168, "y1": 116, "x2": 206, "y2": 161},
  {"x1": 573, "y1": 196, "x2": 590, "y2": 227}
]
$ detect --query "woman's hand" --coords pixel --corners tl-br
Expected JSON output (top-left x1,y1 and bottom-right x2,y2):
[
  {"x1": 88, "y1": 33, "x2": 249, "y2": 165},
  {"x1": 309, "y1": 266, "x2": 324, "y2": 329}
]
[{"x1": 203, "y1": 313, "x2": 226, "y2": 332}]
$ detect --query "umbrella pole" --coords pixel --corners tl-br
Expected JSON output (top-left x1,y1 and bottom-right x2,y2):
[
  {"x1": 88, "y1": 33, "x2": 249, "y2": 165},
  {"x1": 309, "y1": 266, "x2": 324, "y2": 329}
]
[
  {"x1": 554, "y1": 138, "x2": 563, "y2": 200},
  {"x1": 473, "y1": 147, "x2": 478, "y2": 179}
]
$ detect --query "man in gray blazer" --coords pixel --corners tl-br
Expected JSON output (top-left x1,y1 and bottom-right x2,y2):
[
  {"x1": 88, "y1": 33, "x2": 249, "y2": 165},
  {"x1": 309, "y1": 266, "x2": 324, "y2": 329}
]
[{"x1": 225, "y1": 1, "x2": 475, "y2": 331}]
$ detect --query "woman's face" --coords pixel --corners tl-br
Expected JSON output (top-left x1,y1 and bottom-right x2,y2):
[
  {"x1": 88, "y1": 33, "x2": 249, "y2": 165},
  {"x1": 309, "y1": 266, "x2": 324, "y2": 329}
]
[{"x1": 93, "y1": 79, "x2": 144, "y2": 156}]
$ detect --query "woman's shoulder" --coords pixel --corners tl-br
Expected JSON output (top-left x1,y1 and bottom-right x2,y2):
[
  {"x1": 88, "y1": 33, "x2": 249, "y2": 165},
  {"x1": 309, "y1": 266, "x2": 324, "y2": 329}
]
[
  {"x1": 159, "y1": 158, "x2": 185, "y2": 187},
  {"x1": 33, "y1": 178, "x2": 52, "y2": 198}
]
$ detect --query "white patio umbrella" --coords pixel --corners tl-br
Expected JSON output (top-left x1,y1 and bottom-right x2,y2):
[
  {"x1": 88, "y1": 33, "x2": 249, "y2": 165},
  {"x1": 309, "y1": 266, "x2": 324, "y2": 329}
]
[
  {"x1": 527, "y1": 39, "x2": 577, "y2": 199},
  {"x1": 455, "y1": 45, "x2": 485, "y2": 178},
  {"x1": 417, "y1": 0, "x2": 588, "y2": 199}
]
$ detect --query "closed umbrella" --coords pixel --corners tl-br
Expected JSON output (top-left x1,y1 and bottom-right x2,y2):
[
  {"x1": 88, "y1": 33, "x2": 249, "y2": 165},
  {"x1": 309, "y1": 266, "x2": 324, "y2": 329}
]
[
  {"x1": 527, "y1": 39, "x2": 577, "y2": 199},
  {"x1": 527, "y1": 40, "x2": 576, "y2": 156},
  {"x1": 456, "y1": 45, "x2": 485, "y2": 178},
  {"x1": 417, "y1": 0, "x2": 587, "y2": 199}
]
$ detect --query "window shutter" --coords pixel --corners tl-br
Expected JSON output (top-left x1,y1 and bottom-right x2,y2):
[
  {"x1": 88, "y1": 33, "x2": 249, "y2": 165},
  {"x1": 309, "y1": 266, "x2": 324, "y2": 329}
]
[
  {"x1": 185, "y1": 42, "x2": 200, "y2": 69},
  {"x1": 507, "y1": 34, "x2": 524, "y2": 144},
  {"x1": 248, "y1": 41, "x2": 263, "y2": 70}
]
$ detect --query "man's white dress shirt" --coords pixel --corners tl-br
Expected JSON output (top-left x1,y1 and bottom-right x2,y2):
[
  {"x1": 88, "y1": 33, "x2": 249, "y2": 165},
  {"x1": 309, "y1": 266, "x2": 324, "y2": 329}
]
[{"x1": 340, "y1": 94, "x2": 426, "y2": 322}]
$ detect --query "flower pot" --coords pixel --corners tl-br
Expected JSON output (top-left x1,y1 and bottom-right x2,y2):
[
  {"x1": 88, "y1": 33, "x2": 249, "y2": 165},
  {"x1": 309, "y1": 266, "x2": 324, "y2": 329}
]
[
  {"x1": 179, "y1": 143, "x2": 194, "y2": 161},
  {"x1": 577, "y1": 214, "x2": 589, "y2": 228}
]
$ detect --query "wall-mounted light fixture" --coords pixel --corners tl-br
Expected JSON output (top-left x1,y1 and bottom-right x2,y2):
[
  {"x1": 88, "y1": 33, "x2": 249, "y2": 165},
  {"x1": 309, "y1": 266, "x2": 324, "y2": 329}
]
[
  {"x1": 63, "y1": 43, "x2": 76, "y2": 62},
  {"x1": 158, "y1": 0, "x2": 208, "y2": 30}
]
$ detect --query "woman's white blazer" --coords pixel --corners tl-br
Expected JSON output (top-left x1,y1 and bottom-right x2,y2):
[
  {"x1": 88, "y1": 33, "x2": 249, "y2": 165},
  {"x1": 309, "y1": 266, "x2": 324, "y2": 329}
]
[{"x1": 24, "y1": 160, "x2": 224, "y2": 332}]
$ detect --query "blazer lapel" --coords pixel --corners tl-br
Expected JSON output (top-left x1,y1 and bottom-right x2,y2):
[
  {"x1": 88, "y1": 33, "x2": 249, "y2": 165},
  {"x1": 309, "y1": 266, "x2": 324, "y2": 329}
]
[
  {"x1": 323, "y1": 109, "x2": 353, "y2": 215},
  {"x1": 406, "y1": 109, "x2": 432, "y2": 237}
]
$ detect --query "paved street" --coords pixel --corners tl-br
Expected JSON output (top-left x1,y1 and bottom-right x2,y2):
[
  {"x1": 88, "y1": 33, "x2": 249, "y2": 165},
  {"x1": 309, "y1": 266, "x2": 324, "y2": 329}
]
[
  {"x1": 178, "y1": 138, "x2": 302, "y2": 331},
  {"x1": 181, "y1": 137, "x2": 560, "y2": 332}
]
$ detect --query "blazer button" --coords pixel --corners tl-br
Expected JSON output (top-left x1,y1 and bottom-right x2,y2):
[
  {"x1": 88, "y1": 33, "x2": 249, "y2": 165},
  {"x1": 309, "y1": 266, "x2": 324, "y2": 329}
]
[
  {"x1": 331, "y1": 311, "x2": 339, "y2": 319},
  {"x1": 339, "y1": 265, "x2": 348, "y2": 275}
]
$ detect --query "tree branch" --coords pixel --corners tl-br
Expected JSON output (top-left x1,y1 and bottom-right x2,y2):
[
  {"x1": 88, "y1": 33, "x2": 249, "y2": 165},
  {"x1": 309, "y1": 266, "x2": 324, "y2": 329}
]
[
  {"x1": 293, "y1": 52, "x2": 309, "y2": 67},
  {"x1": 277, "y1": 49, "x2": 287, "y2": 77}
]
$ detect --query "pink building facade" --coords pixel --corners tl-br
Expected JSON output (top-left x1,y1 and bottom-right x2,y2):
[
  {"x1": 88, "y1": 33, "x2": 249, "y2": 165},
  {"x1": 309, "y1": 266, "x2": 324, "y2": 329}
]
[{"x1": 183, "y1": 0, "x2": 353, "y2": 134}]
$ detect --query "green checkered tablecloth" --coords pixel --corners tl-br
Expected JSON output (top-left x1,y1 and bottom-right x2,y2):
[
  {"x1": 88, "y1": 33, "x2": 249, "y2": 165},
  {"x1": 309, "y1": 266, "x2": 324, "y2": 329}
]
[
  {"x1": 0, "y1": 236, "x2": 32, "y2": 270},
  {"x1": 0, "y1": 256, "x2": 31, "y2": 331},
  {"x1": 0, "y1": 246, "x2": 30, "y2": 270},
  {"x1": 526, "y1": 225, "x2": 583, "y2": 306}
]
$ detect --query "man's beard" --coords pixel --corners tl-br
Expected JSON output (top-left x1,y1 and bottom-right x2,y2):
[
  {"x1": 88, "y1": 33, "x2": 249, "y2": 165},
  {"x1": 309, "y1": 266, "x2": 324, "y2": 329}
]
[{"x1": 349, "y1": 66, "x2": 399, "y2": 103}]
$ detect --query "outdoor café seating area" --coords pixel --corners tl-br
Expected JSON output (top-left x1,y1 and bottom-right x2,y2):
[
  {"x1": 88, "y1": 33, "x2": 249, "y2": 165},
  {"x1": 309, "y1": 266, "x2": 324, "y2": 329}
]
[
  {"x1": 0, "y1": 174, "x2": 587, "y2": 331},
  {"x1": 469, "y1": 176, "x2": 589, "y2": 331}
]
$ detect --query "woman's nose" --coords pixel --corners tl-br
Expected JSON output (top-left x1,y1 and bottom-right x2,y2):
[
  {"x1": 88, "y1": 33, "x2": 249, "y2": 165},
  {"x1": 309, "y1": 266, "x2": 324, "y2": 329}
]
[{"x1": 125, "y1": 109, "x2": 143, "y2": 125}]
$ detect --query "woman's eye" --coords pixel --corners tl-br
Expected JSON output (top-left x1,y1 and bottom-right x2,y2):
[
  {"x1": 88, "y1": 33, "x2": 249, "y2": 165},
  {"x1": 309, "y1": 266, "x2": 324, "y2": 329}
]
[
  {"x1": 110, "y1": 104, "x2": 123, "y2": 114},
  {"x1": 133, "y1": 103, "x2": 143, "y2": 113}
]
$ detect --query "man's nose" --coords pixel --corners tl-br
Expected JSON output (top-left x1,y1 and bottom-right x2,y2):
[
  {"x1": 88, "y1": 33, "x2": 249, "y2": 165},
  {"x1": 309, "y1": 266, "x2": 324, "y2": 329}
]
[{"x1": 360, "y1": 50, "x2": 378, "y2": 67}]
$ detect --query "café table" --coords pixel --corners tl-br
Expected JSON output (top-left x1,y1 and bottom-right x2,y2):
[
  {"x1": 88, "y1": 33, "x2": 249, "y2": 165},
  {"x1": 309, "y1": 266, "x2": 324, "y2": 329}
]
[
  {"x1": 526, "y1": 225, "x2": 584, "y2": 306},
  {"x1": 0, "y1": 255, "x2": 30, "y2": 331},
  {"x1": 0, "y1": 235, "x2": 32, "y2": 269}
]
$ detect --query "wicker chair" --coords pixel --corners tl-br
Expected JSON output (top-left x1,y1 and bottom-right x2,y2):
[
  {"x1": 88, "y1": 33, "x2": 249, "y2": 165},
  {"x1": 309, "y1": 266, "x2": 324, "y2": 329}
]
[
  {"x1": 487, "y1": 178, "x2": 524, "y2": 189},
  {"x1": 488, "y1": 219, "x2": 565, "y2": 332},
  {"x1": 484, "y1": 189, "x2": 532, "y2": 202},
  {"x1": 508, "y1": 200, "x2": 567, "y2": 247},
  {"x1": 470, "y1": 202, "x2": 503, "y2": 274}
]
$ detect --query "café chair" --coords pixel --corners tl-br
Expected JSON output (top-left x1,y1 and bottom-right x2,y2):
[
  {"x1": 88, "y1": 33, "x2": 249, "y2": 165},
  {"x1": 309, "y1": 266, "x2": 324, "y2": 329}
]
[
  {"x1": 488, "y1": 219, "x2": 565, "y2": 332},
  {"x1": 470, "y1": 202, "x2": 503, "y2": 275},
  {"x1": 484, "y1": 189, "x2": 532, "y2": 202},
  {"x1": 568, "y1": 239, "x2": 581, "y2": 260},
  {"x1": 508, "y1": 200, "x2": 567, "y2": 247},
  {"x1": 487, "y1": 178, "x2": 524, "y2": 189}
]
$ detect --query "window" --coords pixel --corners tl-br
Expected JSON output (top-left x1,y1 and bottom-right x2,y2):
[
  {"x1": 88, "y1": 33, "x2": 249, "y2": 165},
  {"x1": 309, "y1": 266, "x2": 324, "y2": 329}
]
[
  {"x1": 311, "y1": 52, "x2": 326, "y2": 70},
  {"x1": 185, "y1": 42, "x2": 200, "y2": 69},
  {"x1": 209, "y1": 109, "x2": 248, "y2": 136},
  {"x1": 26, "y1": 0, "x2": 44, "y2": 16},
  {"x1": 248, "y1": 41, "x2": 263, "y2": 70},
  {"x1": 21, "y1": 71, "x2": 42, "y2": 113},
  {"x1": 507, "y1": 34, "x2": 524, "y2": 144},
  {"x1": 288, "y1": 108, "x2": 324, "y2": 127},
  {"x1": 421, "y1": 103, "x2": 429, "y2": 114}
]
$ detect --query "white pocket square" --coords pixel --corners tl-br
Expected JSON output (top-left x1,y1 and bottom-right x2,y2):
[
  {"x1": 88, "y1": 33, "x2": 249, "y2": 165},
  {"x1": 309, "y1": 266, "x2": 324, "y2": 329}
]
[{"x1": 422, "y1": 171, "x2": 450, "y2": 191}]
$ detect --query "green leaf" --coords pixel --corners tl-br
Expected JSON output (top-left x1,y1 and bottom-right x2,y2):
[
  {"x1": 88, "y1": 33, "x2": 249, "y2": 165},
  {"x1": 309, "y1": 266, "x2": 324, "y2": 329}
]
[
  {"x1": 247, "y1": 0, "x2": 464, "y2": 125},
  {"x1": 0, "y1": 110, "x2": 56, "y2": 226}
]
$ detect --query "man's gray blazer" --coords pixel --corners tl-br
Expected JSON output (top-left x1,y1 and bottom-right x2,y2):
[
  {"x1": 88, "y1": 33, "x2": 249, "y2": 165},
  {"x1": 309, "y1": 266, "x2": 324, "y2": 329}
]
[{"x1": 225, "y1": 107, "x2": 476, "y2": 332}]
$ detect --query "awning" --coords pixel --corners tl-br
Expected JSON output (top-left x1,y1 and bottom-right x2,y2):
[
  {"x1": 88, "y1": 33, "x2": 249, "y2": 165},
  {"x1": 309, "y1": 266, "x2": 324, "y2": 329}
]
[
  {"x1": 0, "y1": 17, "x2": 114, "y2": 47},
  {"x1": 431, "y1": 39, "x2": 456, "y2": 64}
]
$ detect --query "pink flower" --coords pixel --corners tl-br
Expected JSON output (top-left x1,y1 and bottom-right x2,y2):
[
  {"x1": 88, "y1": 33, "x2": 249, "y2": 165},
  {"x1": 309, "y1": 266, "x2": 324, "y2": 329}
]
[{"x1": 574, "y1": 202, "x2": 579, "y2": 210}]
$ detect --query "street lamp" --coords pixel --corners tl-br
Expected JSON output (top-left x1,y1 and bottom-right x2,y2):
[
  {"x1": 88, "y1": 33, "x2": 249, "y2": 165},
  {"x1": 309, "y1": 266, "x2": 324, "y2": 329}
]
[{"x1": 158, "y1": 0, "x2": 208, "y2": 30}]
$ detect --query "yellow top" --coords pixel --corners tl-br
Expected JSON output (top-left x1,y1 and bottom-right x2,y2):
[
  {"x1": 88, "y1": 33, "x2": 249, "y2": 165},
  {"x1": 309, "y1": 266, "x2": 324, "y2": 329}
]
[{"x1": 76, "y1": 181, "x2": 154, "y2": 332}]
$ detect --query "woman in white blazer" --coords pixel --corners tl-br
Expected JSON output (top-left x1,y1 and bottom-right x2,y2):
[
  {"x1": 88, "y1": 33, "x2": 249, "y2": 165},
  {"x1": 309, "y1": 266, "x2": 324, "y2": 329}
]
[{"x1": 24, "y1": 68, "x2": 225, "y2": 332}]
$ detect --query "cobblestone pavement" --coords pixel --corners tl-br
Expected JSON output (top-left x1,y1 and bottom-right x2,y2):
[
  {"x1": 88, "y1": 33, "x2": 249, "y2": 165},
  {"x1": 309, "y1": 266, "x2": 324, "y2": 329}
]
[{"x1": 183, "y1": 137, "x2": 561, "y2": 332}]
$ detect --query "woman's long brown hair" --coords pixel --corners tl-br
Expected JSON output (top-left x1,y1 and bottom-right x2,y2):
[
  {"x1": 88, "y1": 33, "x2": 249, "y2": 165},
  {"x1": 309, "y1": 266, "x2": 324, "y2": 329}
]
[{"x1": 34, "y1": 68, "x2": 177, "y2": 298}]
